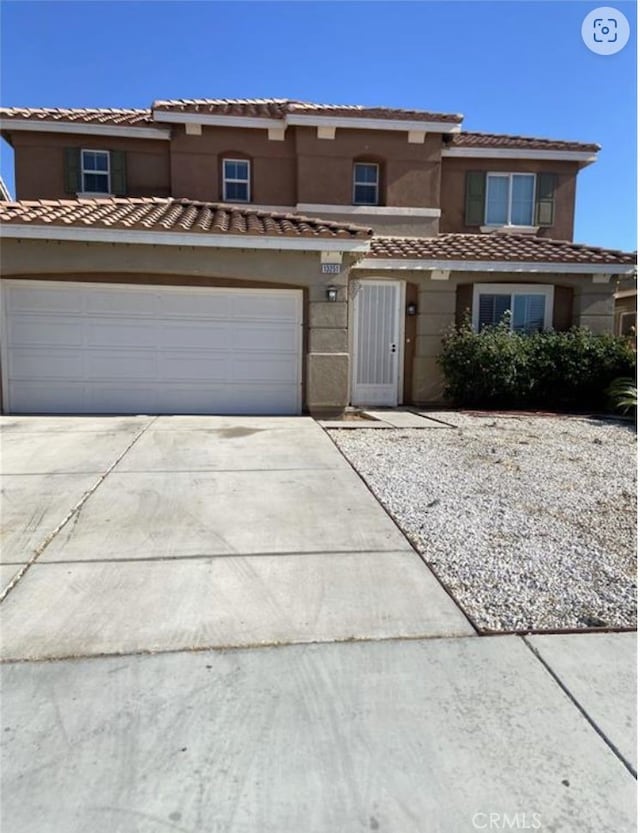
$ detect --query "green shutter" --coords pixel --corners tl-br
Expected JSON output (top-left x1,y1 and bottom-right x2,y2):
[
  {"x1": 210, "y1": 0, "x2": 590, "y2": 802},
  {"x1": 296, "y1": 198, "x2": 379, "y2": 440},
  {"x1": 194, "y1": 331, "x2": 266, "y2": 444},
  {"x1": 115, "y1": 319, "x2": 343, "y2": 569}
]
[
  {"x1": 63, "y1": 148, "x2": 81, "y2": 194},
  {"x1": 535, "y1": 173, "x2": 557, "y2": 226},
  {"x1": 465, "y1": 172, "x2": 486, "y2": 226},
  {"x1": 110, "y1": 150, "x2": 127, "y2": 196}
]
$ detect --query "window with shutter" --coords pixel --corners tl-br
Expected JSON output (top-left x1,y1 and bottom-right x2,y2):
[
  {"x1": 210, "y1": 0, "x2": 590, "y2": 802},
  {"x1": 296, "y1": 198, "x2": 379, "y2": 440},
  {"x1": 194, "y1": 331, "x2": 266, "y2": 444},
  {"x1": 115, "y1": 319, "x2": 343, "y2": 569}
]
[
  {"x1": 80, "y1": 149, "x2": 111, "y2": 194},
  {"x1": 485, "y1": 173, "x2": 536, "y2": 227}
]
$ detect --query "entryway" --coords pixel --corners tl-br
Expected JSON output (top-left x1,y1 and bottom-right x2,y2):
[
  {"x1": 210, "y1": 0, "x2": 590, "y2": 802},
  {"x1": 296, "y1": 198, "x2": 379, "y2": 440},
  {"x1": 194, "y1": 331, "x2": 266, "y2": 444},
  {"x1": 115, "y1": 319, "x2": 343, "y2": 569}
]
[{"x1": 351, "y1": 279, "x2": 404, "y2": 407}]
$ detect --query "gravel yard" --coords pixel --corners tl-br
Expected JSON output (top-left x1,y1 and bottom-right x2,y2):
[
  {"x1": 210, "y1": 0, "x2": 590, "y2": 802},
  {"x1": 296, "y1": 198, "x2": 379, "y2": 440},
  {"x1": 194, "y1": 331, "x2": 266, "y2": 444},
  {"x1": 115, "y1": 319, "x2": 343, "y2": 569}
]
[{"x1": 331, "y1": 413, "x2": 637, "y2": 632}]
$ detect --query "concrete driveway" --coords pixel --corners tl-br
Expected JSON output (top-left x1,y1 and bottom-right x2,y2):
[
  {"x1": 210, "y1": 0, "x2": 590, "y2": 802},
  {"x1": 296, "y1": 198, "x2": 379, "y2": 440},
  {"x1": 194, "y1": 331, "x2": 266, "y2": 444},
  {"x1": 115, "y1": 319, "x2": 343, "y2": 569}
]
[{"x1": 1, "y1": 416, "x2": 636, "y2": 832}]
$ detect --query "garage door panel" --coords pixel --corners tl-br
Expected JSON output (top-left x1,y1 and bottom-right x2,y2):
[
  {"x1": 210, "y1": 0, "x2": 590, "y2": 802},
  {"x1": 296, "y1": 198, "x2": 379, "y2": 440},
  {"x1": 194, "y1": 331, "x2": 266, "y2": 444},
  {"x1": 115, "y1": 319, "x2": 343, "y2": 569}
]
[
  {"x1": 87, "y1": 352, "x2": 158, "y2": 379},
  {"x1": 88, "y1": 321, "x2": 159, "y2": 348},
  {"x1": 9, "y1": 349, "x2": 85, "y2": 380},
  {"x1": 8, "y1": 316, "x2": 85, "y2": 348},
  {"x1": 3, "y1": 282, "x2": 302, "y2": 415},
  {"x1": 8, "y1": 382, "x2": 87, "y2": 413},
  {"x1": 5, "y1": 285, "x2": 83, "y2": 314},
  {"x1": 158, "y1": 292, "x2": 232, "y2": 318},
  {"x1": 85, "y1": 290, "x2": 161, "y2": 317},
  {"x1": 158, "y1": 353, "x2": 228, "y2": 382},
  {"x1": 160, "y1": 322, "x2": 231, "y2": 350},
  {"x1": 231, "y1": 323, "x2": 298, "y2": 351}
]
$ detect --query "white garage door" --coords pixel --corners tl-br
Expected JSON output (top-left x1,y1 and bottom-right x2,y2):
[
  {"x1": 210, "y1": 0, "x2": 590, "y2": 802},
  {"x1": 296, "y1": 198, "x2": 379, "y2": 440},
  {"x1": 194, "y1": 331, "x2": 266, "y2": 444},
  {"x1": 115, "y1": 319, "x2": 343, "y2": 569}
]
[{"x1": 1, "y1": 281, "x2": 303, "y2": 415}]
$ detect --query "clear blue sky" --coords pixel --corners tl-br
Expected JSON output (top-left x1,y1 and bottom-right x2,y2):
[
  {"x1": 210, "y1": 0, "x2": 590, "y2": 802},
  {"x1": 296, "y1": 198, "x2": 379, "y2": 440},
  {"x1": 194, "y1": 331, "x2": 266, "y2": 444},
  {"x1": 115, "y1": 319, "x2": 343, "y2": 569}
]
[{"x1": 1, "y1": 0, "x2": 636, "y2": 251}]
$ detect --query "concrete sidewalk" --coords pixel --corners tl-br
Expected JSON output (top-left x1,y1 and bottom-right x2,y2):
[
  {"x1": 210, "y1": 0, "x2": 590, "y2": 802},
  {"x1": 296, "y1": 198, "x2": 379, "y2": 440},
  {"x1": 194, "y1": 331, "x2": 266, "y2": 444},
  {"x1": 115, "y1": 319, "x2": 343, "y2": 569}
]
[{"x1": 0, "y1": 415, "x2": 636, "y2": 832}]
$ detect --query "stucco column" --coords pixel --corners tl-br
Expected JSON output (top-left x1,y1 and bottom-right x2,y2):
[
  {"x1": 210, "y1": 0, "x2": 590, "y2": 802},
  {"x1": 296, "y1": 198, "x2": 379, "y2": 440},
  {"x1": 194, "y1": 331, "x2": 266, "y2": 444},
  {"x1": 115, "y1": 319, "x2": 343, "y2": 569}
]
[
  {"x1": 307, "y1": 277, "x2": 349, "y2": 417},
  {"x1": 574, "y1": 277, "x2": 615, "y2": 333},
  {"x1": 412, "y1": 279, "x2": 456, "y2": 403}
]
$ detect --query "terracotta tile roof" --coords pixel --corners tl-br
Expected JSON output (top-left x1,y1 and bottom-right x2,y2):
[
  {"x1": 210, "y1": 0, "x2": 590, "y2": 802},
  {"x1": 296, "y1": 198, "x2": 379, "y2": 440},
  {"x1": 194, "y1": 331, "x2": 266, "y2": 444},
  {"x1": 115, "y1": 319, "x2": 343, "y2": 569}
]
[
  {"x1": 370, "y1": 234, "x2": 636, "y2": 266},
  {"x1": 449, "y1": 131, "x2": 600, "y2": 153},
  {"x1": 0, "y1": 107, "x2": 155, "y2": 127},
  {"x1": 0, "y1": 198, "x2": 372, "y2": 240},
  {"x1": 152, "y1": 98, "x2": 292, "y2": 118},
  {"x1": 153, "y1": 98, "x2": 463, "y2": 123}
]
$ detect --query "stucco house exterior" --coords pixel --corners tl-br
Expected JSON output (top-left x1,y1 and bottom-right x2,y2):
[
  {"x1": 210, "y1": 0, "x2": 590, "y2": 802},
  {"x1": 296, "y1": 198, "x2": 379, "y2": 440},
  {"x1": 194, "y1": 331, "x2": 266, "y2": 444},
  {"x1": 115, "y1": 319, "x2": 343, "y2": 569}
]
[{"x1": 0, "y1": 98, "x2": 635, "y2": 416}]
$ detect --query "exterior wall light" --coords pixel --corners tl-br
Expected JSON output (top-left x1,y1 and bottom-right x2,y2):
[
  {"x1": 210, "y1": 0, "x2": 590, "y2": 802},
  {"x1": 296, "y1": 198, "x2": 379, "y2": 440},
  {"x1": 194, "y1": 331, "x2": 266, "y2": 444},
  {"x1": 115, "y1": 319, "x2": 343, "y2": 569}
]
[
  {"x1": 326, "y1": 285, "x2": 338, "y2": 302},
  {"x1": 406, "y1": 302, "x2": 417, "y2": 316}
]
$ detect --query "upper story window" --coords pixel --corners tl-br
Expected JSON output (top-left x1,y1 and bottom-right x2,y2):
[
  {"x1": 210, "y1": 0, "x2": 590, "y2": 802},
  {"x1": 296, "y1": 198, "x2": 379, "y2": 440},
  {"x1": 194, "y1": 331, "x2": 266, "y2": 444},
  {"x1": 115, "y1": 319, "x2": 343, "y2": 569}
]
[
  {"x1": 485, "y1": 173, "x2": 535, "y2": 226},
  {"x1": 465, "y1": 172, "x2": 557, "y2": 229},
  {"x1": 81, "y1": 149, "x2": 110, "y2": 194},
  {"x1": 353, "y1": 162, "x2": 379, "y2": 205},
  {"x1": 64, "y1": 148, "x2": 126, "y2": 197},
  {"x1": 223, "y1": 158, "x2": 250, "y2": 202},
  {"x1": 473, "y1": 283, "x2": 554, "y2": 333}
]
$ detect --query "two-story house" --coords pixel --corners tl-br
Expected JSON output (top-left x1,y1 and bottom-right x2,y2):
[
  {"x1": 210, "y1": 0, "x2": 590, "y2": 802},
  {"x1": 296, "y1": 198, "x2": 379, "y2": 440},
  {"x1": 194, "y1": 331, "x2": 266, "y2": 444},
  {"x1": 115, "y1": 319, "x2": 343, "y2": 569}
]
[{"x1": 0, "y1": 98, "x2": 635, "y2": 416}]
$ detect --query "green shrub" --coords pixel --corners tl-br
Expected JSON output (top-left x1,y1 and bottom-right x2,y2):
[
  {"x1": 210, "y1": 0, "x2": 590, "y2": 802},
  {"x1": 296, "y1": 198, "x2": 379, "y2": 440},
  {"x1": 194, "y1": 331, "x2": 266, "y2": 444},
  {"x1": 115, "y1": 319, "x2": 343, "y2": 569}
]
[{"x1": 438, "y1": 320, "x2": 636, "y2": 410}]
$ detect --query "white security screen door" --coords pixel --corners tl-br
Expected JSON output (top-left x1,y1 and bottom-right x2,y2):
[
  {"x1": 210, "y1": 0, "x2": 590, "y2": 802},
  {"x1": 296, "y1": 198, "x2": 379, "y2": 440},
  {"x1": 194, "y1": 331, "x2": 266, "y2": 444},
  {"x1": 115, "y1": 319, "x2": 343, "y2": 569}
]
[{"x1": 352, "y1": 280, "x2": 403, "y2": 407}]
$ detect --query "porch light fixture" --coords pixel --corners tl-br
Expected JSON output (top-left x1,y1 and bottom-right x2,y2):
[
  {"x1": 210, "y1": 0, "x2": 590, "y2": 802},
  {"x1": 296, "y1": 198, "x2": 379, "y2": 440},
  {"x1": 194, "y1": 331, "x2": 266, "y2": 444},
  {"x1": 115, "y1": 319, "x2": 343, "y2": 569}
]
[
  {"x1": 326, "y1": 285, "x2": 338, "y2": 302},
  {"x1": 406, "y1": 302, "x2": 417, "y2": 316}
]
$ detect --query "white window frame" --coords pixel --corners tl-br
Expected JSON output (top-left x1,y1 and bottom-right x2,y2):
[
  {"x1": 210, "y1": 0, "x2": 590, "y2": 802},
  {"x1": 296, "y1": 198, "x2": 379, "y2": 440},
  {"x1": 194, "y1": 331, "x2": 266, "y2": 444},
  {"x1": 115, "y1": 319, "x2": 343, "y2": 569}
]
[
  {"x1": 80, "y1": 149, "x2": 111, "y2": 196},
  {"x1": 222, "y1": 158, "x2": 251, "y2": 203},
  {"x1": 472, "y1": 283, "x2": 554, "y2": 332},
  {"x1": 485, "y1": 172, "x2": 536, "y2": 227},
  {"x1": 353, "y1": 162, "x2": 379, "y2": 206}
]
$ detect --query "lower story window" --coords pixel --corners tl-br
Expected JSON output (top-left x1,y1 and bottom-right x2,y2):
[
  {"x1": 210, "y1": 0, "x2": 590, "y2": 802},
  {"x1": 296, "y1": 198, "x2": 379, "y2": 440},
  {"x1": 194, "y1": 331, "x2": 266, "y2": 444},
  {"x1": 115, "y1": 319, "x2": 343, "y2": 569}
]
[{"x1": 473, "y1": 284, "x2": 554, "y2": 333}]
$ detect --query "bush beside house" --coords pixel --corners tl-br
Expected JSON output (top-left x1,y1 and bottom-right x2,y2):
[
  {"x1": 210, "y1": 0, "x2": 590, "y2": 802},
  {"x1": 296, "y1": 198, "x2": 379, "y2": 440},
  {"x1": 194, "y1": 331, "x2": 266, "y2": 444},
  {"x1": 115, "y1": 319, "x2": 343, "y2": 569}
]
[{"x1": 438, "y1": 319, "x2": 636, "y2": 410}]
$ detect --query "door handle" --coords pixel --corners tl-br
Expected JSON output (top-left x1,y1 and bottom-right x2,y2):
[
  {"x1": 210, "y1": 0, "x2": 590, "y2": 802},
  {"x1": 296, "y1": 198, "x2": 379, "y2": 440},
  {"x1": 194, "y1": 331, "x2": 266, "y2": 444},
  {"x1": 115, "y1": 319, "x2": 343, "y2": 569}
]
[{"x1": 390, "y1": 343, "x2": 397, "y2": 353}]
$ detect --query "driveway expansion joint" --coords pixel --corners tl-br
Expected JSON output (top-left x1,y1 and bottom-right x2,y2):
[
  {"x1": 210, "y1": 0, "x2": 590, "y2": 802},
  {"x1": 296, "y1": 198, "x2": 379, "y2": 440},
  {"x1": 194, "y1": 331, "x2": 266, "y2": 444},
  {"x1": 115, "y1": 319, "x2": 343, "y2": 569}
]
[
  {"x1": 0, "y1": 630, "x2": 478, "y2": 665},
  {"x1": 0, "y1": 417, "x2": 157, "y2": 604},
  {"x1": 523, "y1": 635, "x2": 637, "y2": 780}
]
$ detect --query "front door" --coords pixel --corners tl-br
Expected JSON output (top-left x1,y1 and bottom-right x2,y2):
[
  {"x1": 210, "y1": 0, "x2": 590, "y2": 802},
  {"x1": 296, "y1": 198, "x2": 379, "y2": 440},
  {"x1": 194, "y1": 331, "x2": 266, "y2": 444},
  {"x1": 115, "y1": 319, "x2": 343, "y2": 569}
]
[{"x1": 352, "y1": 280, "x2": 403, "y2": 407}]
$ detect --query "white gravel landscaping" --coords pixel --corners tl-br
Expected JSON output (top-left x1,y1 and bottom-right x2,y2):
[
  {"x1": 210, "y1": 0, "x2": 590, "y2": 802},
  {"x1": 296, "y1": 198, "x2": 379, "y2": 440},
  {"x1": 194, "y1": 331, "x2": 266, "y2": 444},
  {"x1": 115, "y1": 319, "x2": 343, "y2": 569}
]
[{"x1": 331, "y1": 413, "x2": 637, "y2": 632}]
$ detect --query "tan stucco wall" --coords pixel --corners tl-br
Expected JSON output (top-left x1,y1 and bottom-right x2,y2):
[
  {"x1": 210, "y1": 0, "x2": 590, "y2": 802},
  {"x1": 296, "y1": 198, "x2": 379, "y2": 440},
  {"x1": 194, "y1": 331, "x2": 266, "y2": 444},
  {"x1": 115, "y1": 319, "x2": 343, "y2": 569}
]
[
  {"x1": 353, "y1": 269, "x2": 618, "y2": 403},
  {"x1": 9, "y1": 132, "x2": 172, "y2": 199},
  {"x1": 170, "y1": 125, "x2": 297, "y2": 205},
  {"x1": 0, "y1": 238, "x2": 353, "y2": 416}
]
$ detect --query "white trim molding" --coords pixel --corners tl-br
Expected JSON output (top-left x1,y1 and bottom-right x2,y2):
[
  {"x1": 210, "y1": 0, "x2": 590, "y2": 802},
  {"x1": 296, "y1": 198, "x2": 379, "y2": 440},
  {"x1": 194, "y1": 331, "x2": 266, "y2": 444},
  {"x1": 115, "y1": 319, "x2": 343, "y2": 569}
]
[
  {"x1": 430, "y1": 269, "x2": 450, "y2": 281},
  {"x1": 480, "y1": 225, "x2": 539, "y2": 235},
  {"x1": 472, "y1": 282, "x2": 554, "y2": 332},
  {"x1": 286, "y1": 113, "x2": 461, "y2": 134},
  {"x1": 592, "y1": 274, "x2": 611, "y2": 284},
  {"x1": 297, "y1": 203, "x2": 441, "y2": 218},
  {"x1": 0, "y1": 119, "x2": 170, "y2": 140},
  {"x1": 0, "y1": 223, "x2": 372, "y2": 253},
  {"x1": 442, "y1": 146, "x2": 598, "y2": 164},
  {"x1": 354, "y1": 258, "x2": 635, "y2": 275}
]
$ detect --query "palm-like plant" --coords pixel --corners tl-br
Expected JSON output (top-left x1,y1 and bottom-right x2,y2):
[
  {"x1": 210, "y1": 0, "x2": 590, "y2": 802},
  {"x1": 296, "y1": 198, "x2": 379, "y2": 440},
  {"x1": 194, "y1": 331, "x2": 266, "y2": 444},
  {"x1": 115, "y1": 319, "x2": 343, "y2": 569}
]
[{"x1": 607, "y1": 377, "x2": 637, "y2": 414}]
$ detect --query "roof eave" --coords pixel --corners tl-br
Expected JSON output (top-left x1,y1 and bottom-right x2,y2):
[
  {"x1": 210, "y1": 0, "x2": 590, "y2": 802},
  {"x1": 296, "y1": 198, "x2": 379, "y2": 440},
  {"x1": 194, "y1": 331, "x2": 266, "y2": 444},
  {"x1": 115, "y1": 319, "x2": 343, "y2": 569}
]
[
  {"x1": 442, "y1": 147, "x2": 598, "y2": 164},
  {"x1": 354, "y1": 257, "x2": 635, "y2": 275},
  {"x1": 0, "y1": 223, "x2": 372, "y2": 253},
  {"x1": 0, "y1": 119, "x2": 171, "y2": 141}
]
